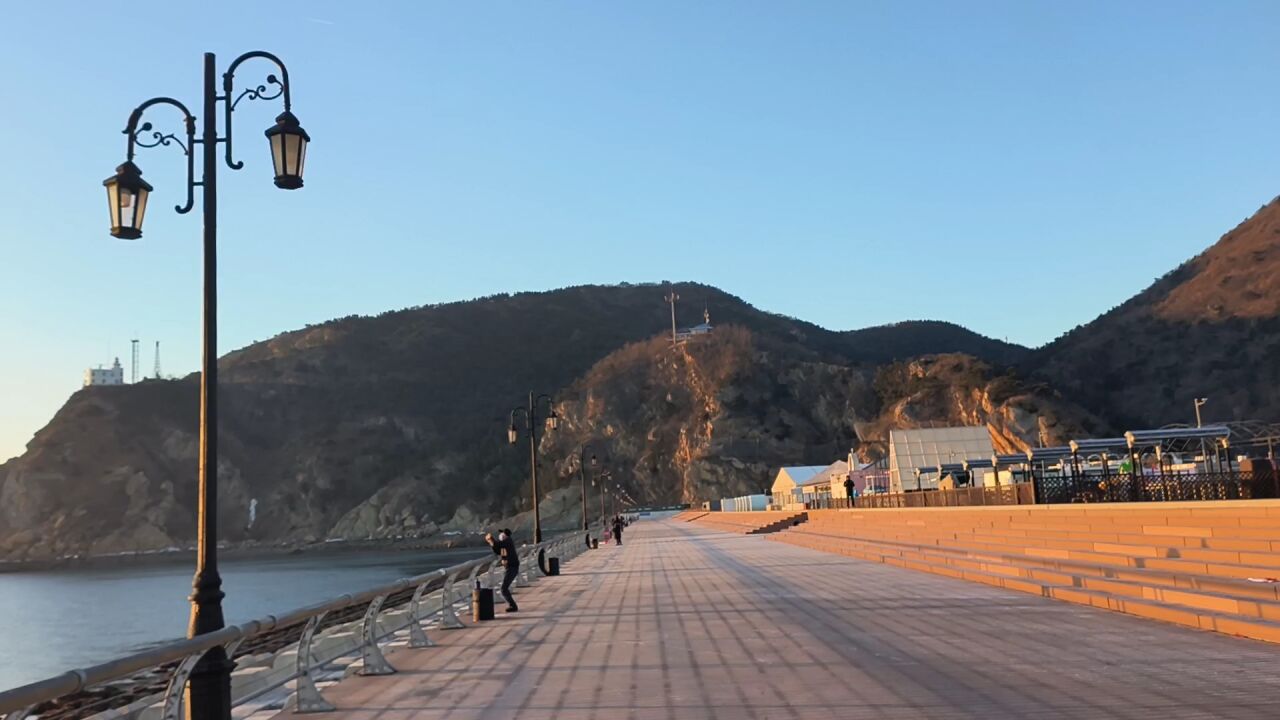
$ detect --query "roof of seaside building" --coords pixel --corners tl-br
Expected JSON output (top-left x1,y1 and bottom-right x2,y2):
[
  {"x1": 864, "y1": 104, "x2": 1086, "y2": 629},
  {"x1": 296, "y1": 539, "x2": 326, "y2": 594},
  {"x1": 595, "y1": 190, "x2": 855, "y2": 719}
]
[
  {"x1": 808, "y1": 460, "x2": 851, "y2": 488},
  {"x1": 770, "y1": 465, "x2": 831, "y2": 493}
]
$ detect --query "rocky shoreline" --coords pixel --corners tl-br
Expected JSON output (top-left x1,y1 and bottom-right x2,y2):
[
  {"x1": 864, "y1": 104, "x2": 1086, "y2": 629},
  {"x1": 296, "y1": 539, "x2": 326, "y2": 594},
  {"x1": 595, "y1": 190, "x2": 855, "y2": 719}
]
[{"x1": 0, "y1": 533, "x2": 490, "y2": 573}]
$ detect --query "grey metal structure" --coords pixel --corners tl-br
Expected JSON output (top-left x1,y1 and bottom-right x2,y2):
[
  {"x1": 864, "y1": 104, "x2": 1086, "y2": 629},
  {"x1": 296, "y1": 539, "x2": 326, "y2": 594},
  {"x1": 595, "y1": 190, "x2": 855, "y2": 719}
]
[{"x1": 0, "y1": 533, "x2": 588, "y2": 720}]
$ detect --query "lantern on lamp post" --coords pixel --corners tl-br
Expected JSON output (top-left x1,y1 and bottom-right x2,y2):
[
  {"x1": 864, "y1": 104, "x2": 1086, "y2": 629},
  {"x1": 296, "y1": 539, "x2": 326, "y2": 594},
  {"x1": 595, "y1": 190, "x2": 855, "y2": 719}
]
[{"x1": 102, "y1": 161, "x2": 153, "y2": 240}]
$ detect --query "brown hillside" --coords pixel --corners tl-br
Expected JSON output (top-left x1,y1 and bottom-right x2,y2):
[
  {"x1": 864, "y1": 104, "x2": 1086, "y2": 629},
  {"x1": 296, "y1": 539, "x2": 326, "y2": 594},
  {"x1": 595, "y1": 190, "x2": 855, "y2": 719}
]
[
  {"x1": 1035, "y1": 196, "x2": 1280, "y2": 427},
  {"x1": 1154, "y1": 199, "x2": 1280, "y2": 321}
]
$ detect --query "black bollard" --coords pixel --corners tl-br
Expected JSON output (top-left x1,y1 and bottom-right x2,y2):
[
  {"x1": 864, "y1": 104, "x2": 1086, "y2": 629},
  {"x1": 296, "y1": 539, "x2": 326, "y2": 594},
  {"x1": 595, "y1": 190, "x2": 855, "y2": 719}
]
[
  {"x1": 472, "y1": 580, "x2": 494, "y2": 622},
  {"x1": 548, "y1": 557, "x2": 560, "y2": 576}
]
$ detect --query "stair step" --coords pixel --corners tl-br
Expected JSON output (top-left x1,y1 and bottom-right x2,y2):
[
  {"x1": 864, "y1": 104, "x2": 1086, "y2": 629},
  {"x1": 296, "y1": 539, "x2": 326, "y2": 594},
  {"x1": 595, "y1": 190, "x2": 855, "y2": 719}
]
[
  {"x1": 771, "y1": 532, "x2": 1280, "y2": 644},
  {"x1": 801, "y1": 525, "x2": 1280, "y2": 576},
  {"x1": 774, "y1": 528, "x2": 1280, "y2": 608},
  {"x1": 789, "y1": 527, "x2": 1280, "y2": 599}
]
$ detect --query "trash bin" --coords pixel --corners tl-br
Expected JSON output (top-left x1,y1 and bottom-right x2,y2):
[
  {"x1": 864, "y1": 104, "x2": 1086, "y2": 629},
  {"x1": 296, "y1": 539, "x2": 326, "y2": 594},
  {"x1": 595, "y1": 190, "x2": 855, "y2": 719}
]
[
  {"x1": 547, "y1": 557, "x2": 560, "y2": 576},
  {"x1": 472, "y1": 582, "x2": 494, "y2": 622},
  {"x1": 591, "y1": 539, "x2": 599, "y2": 549}
]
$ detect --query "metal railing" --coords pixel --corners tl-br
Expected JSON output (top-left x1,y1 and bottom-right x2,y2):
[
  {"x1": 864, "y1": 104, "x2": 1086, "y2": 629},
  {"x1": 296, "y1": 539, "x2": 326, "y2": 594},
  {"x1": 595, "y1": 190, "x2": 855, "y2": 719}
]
[
  {"x1": 797, "y1": 470, "x2": 1270, "y2": 509},
  {"x1": 836, "y1": 485, "x2": 1034, "y2": 508},
  {"x1": 0, "y1": 531, "x2": 593, "y2": 720},
  {"x1": 1032, "y1": 470, "x2": 1264, "y2": 504}
]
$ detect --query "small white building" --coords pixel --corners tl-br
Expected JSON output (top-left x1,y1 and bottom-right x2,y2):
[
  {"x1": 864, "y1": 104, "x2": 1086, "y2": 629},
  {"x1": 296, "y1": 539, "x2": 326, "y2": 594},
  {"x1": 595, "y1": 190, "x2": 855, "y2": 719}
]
[
  {"x1": 84, "y1": 357, "x2": 125, "y2": 387},
  {"x1": 770, "y1": 465, "x2": 828, "y2": 507},
  {"x1": 674, "y1": 308, "x2": 714, "y2": 342}
]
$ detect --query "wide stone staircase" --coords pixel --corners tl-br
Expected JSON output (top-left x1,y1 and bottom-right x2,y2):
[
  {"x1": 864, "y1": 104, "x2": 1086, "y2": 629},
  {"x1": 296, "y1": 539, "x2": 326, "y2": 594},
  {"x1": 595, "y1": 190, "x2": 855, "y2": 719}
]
[
  {"x1": 691, "y1": 511, "x2": 807, "y2": 534},
  {"x1": 769, "y1": 502, "x2": 1280, "y2": 643}
]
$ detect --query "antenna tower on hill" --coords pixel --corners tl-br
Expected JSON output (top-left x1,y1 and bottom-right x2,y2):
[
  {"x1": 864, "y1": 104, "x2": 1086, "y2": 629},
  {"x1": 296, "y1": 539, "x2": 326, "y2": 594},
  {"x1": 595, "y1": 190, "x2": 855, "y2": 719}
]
[
  {"x1": 664, "y1": 289, "x2": 680, "y2": 344},
  {"x1": 154, "y1": 341, "x2": 162, "y2": 379},
  {"x1": 130, "y1": 338, "x2": 140, "y2": 383}
]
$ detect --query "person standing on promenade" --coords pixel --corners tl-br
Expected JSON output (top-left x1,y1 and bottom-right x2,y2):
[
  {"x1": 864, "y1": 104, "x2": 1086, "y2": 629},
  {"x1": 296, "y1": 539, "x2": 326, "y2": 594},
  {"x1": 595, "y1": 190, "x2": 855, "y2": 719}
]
[
  {"x1": 485, "y1": 528, "x2": 520, "y2": 612},
  {"x1": 843, "y1": 475, "x2": 855, "y2": 507},
  {"x1": 612, "y1": 515, "x2": 624, "y2": 546}
]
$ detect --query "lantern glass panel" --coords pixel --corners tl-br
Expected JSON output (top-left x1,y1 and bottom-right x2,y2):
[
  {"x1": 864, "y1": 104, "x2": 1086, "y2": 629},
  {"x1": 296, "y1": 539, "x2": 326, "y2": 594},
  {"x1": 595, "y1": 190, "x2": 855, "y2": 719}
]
[
  {"x1": 296, "y1": 136, "x2": 307, "y2": 177},
  {"x1": 284, "y1": 133, "x2": 303, "y2": 177},
  {"x1": 133, "y1": 187, "x2": 149, "y2": 229},
  {"x1": 106, "y1": 184, "x2": 122, "y2": 230},
  {"x1": 119, "y1": 188, "x2": 140, "y2": 231},
  {"x1": 270, "y1": 133, "x2": 285, "y2": 177},
  {"x1": 508, "y1": 427, "x2": 518, "y2": 445}
]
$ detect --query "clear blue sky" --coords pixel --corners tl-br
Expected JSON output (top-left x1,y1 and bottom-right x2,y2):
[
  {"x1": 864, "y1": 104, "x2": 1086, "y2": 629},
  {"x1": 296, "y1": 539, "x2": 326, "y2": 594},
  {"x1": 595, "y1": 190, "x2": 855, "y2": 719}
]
[{"x1": 2, "y1": 0, "x2": 1279, "y2": 461}]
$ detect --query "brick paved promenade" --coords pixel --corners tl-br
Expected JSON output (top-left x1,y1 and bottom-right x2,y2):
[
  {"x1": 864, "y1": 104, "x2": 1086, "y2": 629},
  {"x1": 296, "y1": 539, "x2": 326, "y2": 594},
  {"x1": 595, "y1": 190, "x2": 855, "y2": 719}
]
[{"x1": 293, "y1": 521, "x2": 1280, "y2": 719}]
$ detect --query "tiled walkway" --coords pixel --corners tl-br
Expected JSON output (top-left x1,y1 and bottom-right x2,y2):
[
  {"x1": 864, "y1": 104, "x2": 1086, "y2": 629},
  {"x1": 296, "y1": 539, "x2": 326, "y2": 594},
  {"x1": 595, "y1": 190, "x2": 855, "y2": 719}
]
[{"x1": 291, "y1": 521, "x2": 1280, "y2": 719}]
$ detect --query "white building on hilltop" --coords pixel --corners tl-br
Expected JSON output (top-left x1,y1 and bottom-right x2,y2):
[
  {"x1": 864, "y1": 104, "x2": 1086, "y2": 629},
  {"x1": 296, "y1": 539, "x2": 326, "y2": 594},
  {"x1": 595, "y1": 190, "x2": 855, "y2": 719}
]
[
  {"x1": 84, "y1": 357, "x2": 125, "y2": 387},
  {"x1": 674, "y1": 307, "x2": 714, "y2": 343}
]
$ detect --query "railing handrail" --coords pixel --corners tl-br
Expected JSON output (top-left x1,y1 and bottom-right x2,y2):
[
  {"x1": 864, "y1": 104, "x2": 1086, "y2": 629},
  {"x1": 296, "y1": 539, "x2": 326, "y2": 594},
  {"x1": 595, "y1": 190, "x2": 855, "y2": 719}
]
[{"x1": 0, "y1": 532, "x2": 579, "y2": 715}]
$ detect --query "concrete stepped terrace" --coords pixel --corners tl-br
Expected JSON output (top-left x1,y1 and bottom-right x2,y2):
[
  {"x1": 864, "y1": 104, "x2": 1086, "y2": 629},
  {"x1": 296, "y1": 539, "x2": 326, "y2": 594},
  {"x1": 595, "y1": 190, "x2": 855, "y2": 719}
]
[{"x1": 768, "y1": 502, "x2": 1280, "y2": 643}]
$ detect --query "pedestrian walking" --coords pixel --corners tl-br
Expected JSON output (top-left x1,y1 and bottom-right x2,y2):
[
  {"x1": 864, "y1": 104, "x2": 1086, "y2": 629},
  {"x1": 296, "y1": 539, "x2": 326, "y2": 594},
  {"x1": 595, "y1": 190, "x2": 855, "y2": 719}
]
[
  {"x1": 612, "y1": 515, "x2": 624, "y2": 546},
  {"x1": 485, "y1": 528, "x2": 520, "y2": 612},
  {"x1": 843, "y1": 475, "x2": 855, "y2": 507}
]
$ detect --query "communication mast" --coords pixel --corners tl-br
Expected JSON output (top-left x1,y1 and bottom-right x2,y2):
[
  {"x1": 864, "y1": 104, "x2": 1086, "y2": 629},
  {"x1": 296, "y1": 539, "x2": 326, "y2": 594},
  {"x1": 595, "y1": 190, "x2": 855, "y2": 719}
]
[
  {"x1": 664, "y1": 290, "x2": 680, "y2": 344},
  {"x1": 153, "y1": 341, "x2": 162, "y2": 379},
  {"x1": 130, "y1": 338, "x2": 140, "y2": 383}
]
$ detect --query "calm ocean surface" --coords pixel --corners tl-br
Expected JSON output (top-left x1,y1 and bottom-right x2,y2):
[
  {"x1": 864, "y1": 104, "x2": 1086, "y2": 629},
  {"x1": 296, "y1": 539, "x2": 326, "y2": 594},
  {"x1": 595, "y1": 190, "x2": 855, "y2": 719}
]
[{"x1": 0, "y1": 547, "x2": 488, "y2": 691}]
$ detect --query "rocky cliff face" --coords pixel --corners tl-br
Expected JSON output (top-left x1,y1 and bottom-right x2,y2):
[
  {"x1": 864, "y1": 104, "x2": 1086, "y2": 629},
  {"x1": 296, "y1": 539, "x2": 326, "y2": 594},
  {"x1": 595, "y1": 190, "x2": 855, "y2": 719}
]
[
  {"x1": 0, "y1": 282, "x2": 1086, "y2": 562},
  {"x1": 860, "y1": 354, "x2": 1105, "y2": 457},
  {"x1": 540, "y1": 333, "x2": 1097, "y2": 510},
  {"x1": 541, "y1": 327, "x2": 869, "y2": 505}
]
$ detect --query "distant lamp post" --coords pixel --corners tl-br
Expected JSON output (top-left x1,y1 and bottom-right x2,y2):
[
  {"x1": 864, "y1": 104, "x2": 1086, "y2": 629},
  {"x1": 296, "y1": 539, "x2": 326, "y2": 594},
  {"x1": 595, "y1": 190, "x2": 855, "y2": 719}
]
[
  {"x1": 103, "y1": 50, "x2": 308, "y2": 720},
  {"x1": 595, "y1": 470, "x2": 612, "y2": 525},
  {"x1": 508, "y1": 392, "x2": 557, "y2": 543},
  {"x1": 577, "y1": 444, "x2": 601, "y2": 532},
  {"x1": 1194, "y1": 397, "x2": 1209, "y2": 470}
]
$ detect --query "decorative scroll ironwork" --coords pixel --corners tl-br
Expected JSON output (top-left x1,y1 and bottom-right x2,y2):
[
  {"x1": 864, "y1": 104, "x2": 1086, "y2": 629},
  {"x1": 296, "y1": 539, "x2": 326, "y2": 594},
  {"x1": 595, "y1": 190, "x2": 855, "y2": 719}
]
[
  {"x1": 121, "y1": 98, "x2": 197, "y2": 215},
  {"x1": 222, "y1": 50, "x2": 292, "y2": 171},
  {"x1": 229, "y1": 75, "x2": 284, "y2": 112},
  {"x1": 132, "y1": 122, "x2": 190, "y2": 155}
]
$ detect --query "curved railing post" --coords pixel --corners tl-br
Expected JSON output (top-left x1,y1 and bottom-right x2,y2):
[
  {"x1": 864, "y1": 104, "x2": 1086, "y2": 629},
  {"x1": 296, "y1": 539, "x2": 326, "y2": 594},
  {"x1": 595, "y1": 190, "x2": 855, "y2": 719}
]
[
  {"x1": 158, "y1": 652, "x2": 202, "y2": 720},
  {"x1": 438, "y1": 570, "x2": 464, "y2": 630},
  {"x1": 517, "y1": 549, "x2": 534, "y2": 586},
  {"x1": 357, "y1": 594, "x2": 396, "y2": 676},
  {"x1": 407, "y1": 575, "x2": 440, "y2": 649},
  {"x1": 293, "y1": 611, "x2": 336, "y2": 713}
]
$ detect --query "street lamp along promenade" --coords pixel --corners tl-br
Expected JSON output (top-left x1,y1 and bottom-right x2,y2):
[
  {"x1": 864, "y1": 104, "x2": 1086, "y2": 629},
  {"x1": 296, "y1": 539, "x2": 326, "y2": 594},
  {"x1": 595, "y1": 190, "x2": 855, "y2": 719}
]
[
  {"x1": 508, "y1": 392, "x2": 558, "y2": 544},
  {"x1": 577, "y1": 443, "x2": 602, "y2": 534},
  {"x1": 103, "y1": 51, "x2": 308, "y2": 720}
]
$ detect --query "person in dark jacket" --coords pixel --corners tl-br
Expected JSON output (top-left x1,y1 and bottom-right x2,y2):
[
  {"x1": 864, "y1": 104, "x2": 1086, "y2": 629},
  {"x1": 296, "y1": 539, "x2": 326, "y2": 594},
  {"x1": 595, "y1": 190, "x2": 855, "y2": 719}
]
[
  {"x1": 611, "y1": 516, "x2": 624, "y2": 546},
  {"x1": 843, "y1": 476, "x2": 856, "y2": 507},
  {"x1": 485, "y1": 528, "x2": 520, "y2": 612}
]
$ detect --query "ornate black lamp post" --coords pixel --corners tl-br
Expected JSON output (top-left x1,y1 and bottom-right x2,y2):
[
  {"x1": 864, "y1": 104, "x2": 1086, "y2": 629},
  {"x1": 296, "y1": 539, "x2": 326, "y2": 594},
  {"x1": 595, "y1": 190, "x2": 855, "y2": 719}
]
[
  {"x1": 102, "y1": 51, "x2": 308, "y2": 720},
  {"x1": 508, "y1": 392, "x2": 558, "y2": 543},
  {"x1": 596, "y1": 470, "x2": 612, "y2": 526}
]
